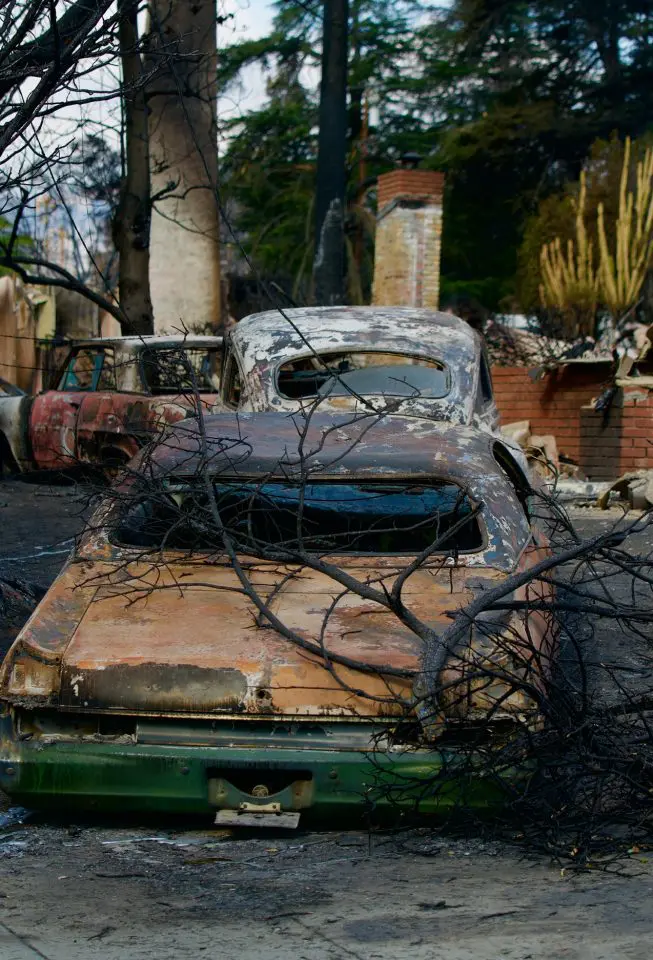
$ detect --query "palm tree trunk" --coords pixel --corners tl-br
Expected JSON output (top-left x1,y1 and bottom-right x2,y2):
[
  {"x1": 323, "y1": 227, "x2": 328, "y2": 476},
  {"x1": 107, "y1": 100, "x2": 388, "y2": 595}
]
[{"x1": 145, "y1": 0, "x2": 221, "y2": 334}]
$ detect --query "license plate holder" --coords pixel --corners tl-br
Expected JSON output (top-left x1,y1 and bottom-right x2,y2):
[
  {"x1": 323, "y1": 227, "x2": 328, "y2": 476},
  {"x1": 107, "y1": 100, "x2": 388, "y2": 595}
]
[{"x1": 215, "y1": 808, "x2": 300, "y2": 829}]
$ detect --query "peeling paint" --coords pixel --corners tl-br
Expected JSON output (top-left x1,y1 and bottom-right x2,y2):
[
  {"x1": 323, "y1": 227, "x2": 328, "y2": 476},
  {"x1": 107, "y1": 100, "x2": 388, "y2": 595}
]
[
  {"x1": 225, "y1": 307, "x2": 500, "y2": 430},
  {"x1": 0, "y1": 410, "x2": 546, "y2": 727}
]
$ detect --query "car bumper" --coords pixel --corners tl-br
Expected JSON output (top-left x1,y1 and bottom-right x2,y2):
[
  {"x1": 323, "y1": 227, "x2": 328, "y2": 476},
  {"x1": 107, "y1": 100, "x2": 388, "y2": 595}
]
[{"x1": 0, "y1": 718, "x2": 526, "y2": 823}]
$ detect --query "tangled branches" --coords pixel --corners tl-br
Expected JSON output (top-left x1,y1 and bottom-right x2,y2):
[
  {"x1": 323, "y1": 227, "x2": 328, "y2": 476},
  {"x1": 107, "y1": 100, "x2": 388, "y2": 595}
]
[{"x1": 31, "y1": 352, "x2": 640, "y2": 870}]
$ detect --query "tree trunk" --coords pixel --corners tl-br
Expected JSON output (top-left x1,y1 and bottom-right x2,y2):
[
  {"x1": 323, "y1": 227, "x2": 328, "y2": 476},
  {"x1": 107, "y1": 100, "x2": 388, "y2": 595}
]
[
  {"x1": 313, "y1": 0, "x2": 349, "y2": 306},
  {"x1": 145, "y1": 0, "x2": 221, "y2": 334},
  {"x1": 114, "y1": 0, "x2": 153, "y2": 336}
]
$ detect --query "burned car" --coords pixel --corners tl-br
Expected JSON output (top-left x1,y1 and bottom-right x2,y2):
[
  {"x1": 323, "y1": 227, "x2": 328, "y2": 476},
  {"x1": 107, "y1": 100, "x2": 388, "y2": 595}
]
[
  {"x1": 0, "y1": 412, "x2": 555, "y2": 824},
  {"x1": 0, "y1": 335, "x2": 223, "y2": 474},
  {"x1": 219, "y1": 306, "x2": 500, "y2": 431}
]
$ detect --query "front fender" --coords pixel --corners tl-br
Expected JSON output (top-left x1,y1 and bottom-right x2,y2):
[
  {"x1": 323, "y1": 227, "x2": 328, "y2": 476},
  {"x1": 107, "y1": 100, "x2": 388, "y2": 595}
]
[{"x1": 0, "y1": 395, "x2": 34, "y2": 470}]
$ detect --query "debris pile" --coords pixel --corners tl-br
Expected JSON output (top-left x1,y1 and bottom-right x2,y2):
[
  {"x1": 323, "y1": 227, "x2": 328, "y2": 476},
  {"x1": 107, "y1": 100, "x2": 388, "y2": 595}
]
[
  {"x1": 597, "y1": 471, "x2": 653, "y2": 510},
  {"x1": 501, "y1": 419, "x2": 559, "y2": 481}
]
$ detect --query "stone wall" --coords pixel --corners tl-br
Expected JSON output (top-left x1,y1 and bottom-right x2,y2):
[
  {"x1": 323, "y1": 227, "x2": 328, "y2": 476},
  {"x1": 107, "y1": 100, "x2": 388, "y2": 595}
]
[{"x1": 0, "y1": 276, "x2": 38, "y2": 392}]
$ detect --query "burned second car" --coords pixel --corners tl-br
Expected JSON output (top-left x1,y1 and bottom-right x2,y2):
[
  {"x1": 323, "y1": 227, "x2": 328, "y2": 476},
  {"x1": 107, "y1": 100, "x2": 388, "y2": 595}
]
[
  {"x1": 218, "y1": 306, "x2": 500, "y2": 431},
  {"x1": 0, "y1": 412, "x2": 557, "y2": 824},
  {"x1": 0, "y1": 334, "x2": 223, "y2": 476}
]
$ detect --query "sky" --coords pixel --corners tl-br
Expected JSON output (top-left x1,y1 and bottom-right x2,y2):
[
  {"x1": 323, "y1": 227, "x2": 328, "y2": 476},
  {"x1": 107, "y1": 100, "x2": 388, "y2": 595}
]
[
  {"x1": 14, "y1": 0, "x2": 278, "y2": 269},
  {"x1": 223, "y1": 0, "x2": 274, "y2": 45},
  {"x1": 218, "y1": 0, "x2": 276, "y2": 124}
]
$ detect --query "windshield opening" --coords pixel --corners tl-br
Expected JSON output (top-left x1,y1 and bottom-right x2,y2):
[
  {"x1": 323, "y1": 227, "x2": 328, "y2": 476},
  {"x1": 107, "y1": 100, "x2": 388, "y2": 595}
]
[
  {"x1": 141, "y1": 347, "x2": 221, "y2": 394},
  {"x1": 112, "y1": 480, "x2": 483, "y2": 556},
  {"x1": 277, "y1": 352, "x2": 450, "y2": 401}
]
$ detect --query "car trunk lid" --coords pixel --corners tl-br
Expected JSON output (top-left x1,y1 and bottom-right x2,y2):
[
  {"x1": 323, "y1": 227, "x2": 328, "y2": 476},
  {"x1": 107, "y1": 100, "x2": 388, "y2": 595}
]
[{"x1": 57, "y1": 560, "x2": 502, "y2": 717}]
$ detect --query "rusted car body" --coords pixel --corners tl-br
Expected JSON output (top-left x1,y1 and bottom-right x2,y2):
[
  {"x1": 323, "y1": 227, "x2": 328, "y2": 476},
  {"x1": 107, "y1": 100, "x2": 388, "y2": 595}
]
[
  {"x1": 218, "y1": 306, "x2": 500, "y2": 432},
  {"x1": 0, "y1": 377, "x2": 24, "y2": 397},
  {"x1": 0, "y1": 412, "x2": 554, "y2": 823},
  {"x1": 0, "y1": 335, "x2": 223, "y2": 473}
]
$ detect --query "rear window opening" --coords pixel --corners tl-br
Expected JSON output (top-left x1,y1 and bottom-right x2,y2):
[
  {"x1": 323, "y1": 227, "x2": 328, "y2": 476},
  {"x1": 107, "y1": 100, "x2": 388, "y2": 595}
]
[
  {"x1": 277, "y1": 352, "x2": 449, "y2": 401},
  {"x1": 141, "y1": 347, "x2": 222, "y2": 394},
  {"x1": 112, "y1": 480, "x2": 483, "y2": 555}
]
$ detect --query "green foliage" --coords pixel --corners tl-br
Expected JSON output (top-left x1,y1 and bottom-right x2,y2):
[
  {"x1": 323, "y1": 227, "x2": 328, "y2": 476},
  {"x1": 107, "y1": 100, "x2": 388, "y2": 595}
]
[
  {"x1": 220, "y1": 0, "x2": 653, "y2": 312},
  {"x1": 516, "y1": 134, "x2": 653, "y2": 314},
  {"x1": 221, "y1": 0, "x2": 435, "y2": 301},
  {"x1": 517, "y1": 193, "x2": 576, "y2": 313},
  {"x1": 0, "y1": 216, "x2": 33, "y2": 276},
  {"x1": 436, "y1": 1, "x2": 653, "y2": 310},
  {"x1": 221, "y1": 57, "x2": 317, "y2": 297}
]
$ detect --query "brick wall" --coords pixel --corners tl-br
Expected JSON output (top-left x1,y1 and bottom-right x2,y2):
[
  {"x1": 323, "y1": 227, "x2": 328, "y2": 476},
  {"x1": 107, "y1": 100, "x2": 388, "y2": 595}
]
[
  {"x1": 580, "y1": 390, "x2": 653, "y2": 479},
  {"x1": 376, "y1": 170, "x2": 445, "y2": 211},
  {"x1": 372, "y1": 169, "x2": 444, "y2": 309},
  {"x1": 491, "y1": 364, "x2": 610, "y2": 462},
  {"x1": 492, "y1": 364, "x2": 653, "y2": 479}
]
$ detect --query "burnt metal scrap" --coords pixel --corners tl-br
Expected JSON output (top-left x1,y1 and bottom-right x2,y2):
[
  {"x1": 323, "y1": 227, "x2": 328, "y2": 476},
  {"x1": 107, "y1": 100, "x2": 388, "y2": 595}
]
[
  {"x1": 0, "y1": 320, "x2": 652, "y2": 862},
  {"x1": 0, "y1": 577, "x2": 45, "y2": 659},
  {"x1": 0, "y1": 307, "x2": 508, "y2": 477}
]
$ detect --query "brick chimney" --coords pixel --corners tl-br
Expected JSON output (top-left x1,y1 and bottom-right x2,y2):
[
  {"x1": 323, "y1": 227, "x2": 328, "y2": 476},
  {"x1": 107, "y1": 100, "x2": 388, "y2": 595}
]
[{"x1": 372, "y1": 156, "x2": 445, "y2": 309}]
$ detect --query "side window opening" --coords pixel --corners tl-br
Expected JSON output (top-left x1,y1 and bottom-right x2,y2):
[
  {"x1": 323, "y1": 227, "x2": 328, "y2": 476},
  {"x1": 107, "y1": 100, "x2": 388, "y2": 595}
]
[
  {"x1": 223, "y1": 355, "x2": 243, "y2": 408},
  {"x1": 493, "y1": 443, "x2": 532, "y2": 517},
  {"x1": 59, "y1": 348, "x2": 115, "y2": 392},
  {"x1": 479, "y1": 353, "x2": 493, "y2": 404},
  {"x1": 141, "y1": 347, "x2": 222, "y2": 395}
]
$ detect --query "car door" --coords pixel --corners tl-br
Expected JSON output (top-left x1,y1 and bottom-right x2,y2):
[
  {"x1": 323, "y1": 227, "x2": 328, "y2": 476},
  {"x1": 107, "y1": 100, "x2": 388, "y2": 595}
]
[
  {"x1": 74, "y1": 346, "x2": 143, "y2": 464},
  {"x1": 30, "y1": 346, "x2": 110, "y2": 469}
]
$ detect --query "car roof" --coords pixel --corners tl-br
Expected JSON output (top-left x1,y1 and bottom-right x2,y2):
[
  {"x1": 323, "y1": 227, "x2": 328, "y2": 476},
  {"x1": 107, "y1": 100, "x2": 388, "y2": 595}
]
[
  {"x1": 0, "y1": 376, "x2": 25, "y2": 396},
  {"x1": 231, "y1": 307, "x2": 480, "y2": 370},
  {"x1": 142, "y1": 411, "x2": 502, "y2": 484},
  {"x1": 68, "y1": 335, "x2": 223, "y2": 349},
  {"x1": 130, "y1": 412, "x2": 529, "y2": 569}
]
